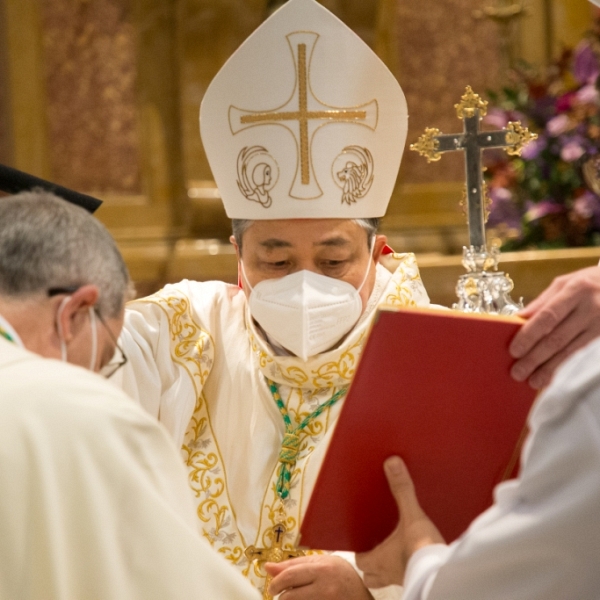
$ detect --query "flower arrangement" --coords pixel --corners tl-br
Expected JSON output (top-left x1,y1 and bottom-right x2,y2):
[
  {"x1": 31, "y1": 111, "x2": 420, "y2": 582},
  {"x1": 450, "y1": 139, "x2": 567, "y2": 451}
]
[{"x1": 485, "y1": 19, "x2": 600, "y2": 250}]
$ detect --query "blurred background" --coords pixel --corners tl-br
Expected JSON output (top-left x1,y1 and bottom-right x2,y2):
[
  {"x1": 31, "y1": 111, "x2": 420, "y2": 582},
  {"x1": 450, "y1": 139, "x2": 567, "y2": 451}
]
[{"x1": 0, "y1": 0, "x2": 598, "y2": 305}]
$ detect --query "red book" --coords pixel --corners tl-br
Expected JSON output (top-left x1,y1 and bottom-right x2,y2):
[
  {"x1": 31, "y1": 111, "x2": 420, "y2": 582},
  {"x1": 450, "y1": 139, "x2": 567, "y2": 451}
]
[{"x1": 300, "y1": 307, "x2": 538, "y2": 553}]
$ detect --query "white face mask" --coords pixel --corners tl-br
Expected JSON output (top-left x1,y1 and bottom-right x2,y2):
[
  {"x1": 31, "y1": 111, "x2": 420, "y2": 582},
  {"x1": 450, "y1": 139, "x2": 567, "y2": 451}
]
[
  {"x1": 243, "y1": 243, "x2": 374, "y2": 361},
  {"x1": 56, "y1": 297, "x2": 98, "y2": 371}
]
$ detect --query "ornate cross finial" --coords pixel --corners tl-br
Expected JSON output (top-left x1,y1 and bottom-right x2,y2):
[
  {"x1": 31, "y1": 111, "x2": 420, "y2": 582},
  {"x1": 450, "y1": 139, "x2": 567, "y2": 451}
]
[
  {"x1": 410, "y1": 127, "x2": 442, "y2": 163},
  {"x1": 505, "y1": 121, "x2": 538, "y2": 156},
  {"x1": 455, "y1": 86, "x2": 488, "y2": 119}
]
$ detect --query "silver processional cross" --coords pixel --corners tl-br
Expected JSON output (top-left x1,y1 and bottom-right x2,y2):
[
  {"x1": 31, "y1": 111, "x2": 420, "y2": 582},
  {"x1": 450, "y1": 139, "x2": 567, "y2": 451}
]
[{"x1": 411, "y1": 86, "x2": 537, "y2": 314}]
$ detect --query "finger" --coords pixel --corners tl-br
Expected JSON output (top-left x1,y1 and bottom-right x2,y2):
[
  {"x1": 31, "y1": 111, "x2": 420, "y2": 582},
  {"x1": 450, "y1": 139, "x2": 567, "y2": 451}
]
[
  {"x1": 271, "y1": 587, "x2": 317, "y2": 600},
  {"x1": 510, "y1": 285, "x2": 578, "y2": 359},
  {"x1": 528, "y1": 328, "x2": 600, "y2": 389},
  {"x1": 264, "y1": 555, "x2": 318, "y2": 577},
  {"x1": 267, "y1": 563, "x2": 316, "y2": 596},
  {"x1": 510, "y1": 304, "x2": 589, "y2": 382},
  {"x1": 516, "y1": 275, "x2": 568, "y2": 318},
  {"x1": 384, "y1": 456, "x2": 423, "y2": 521}
]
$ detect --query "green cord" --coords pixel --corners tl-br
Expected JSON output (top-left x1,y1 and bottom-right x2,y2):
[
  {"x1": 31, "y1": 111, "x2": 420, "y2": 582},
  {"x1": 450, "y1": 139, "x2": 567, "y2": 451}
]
[
  {"x1": 0, "y1": 327, "x2": 15, "y2": 344},
  {"x1": 267, "y1": 378, "x2": 347, "y2": 500}
]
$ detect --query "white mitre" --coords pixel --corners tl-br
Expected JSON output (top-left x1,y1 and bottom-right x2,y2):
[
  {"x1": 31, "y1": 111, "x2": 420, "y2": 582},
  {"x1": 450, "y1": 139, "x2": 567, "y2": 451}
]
[{"x1": 200, "y1": 0, "x2": 407, "y2": 219}]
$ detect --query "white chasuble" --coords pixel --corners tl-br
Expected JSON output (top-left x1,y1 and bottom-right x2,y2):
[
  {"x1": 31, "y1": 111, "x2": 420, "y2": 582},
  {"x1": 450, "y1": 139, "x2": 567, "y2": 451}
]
[{"x1": 119, "y1": 254, "x2": 430, "y2": 591}]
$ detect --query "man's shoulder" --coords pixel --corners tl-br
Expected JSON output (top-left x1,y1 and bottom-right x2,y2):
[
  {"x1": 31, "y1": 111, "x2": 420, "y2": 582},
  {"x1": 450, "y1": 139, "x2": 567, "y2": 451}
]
[
  {"x1": 125, "y1": 279, "x2": 246, "y2": 337},
  {"x1": 0, "y1": 348, "x2": 152, "y2": 427},
  {"x1": 129, "y1": 279, "x2": 243, "y2": 314}
]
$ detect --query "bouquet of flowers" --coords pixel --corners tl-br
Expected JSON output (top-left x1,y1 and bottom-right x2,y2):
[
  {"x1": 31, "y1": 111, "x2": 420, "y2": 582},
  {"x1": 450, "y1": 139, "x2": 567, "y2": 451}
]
[{"x1": 485, "y1": 19, "x2": 600, "y2": 250}]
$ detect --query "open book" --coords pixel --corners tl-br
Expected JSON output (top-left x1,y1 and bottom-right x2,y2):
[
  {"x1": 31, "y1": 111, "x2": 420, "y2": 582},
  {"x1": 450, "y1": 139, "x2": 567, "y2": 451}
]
[{"x1": 300, "y1": 307, "x2": 538, "y2": 552}]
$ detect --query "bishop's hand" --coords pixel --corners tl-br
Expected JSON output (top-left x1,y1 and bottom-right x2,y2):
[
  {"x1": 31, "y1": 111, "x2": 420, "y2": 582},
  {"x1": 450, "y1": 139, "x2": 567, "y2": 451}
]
[
  {"x1": 355, "y1": 457, "x2": 445, "y2": 588},
  {"x1": 265, "y1": 554, "x2": 373, "y2": 600}
]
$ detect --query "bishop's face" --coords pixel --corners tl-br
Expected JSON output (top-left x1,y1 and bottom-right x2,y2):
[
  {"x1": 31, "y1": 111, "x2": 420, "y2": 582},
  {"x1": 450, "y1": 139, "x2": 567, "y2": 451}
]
[{"x1": 231, "y1": 218, "x2": 387, "y2": 313}]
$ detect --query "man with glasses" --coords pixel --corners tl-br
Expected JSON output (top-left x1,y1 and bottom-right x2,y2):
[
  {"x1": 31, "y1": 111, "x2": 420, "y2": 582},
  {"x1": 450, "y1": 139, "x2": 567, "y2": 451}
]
[{"x1": 0, "y1": 190, "x2": 259, "y2": 600}]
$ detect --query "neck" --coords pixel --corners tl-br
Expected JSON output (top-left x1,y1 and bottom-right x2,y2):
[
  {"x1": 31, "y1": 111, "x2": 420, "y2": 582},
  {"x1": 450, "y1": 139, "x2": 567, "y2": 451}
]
[{"x1": 0, "y1": 297, "x2": 60, "y2": 358}]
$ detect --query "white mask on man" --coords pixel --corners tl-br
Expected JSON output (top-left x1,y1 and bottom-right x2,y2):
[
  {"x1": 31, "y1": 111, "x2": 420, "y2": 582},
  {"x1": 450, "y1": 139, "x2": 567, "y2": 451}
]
[
  {"x1": 243, "y1": 242, "x2": 374, "y2": 361},
  {"x1": 56, "y1": 297, "x2": 98, "y2": 371}
]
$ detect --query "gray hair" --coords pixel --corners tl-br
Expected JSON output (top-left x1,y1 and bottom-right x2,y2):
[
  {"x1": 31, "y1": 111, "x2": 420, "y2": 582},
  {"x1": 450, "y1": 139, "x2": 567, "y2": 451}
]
[
  {"x1": 231, "y1": 218, "x2": 380, "y2": 250},
  {"x1": 0, "y1": 190, "x2": 131, "y2": 318}
]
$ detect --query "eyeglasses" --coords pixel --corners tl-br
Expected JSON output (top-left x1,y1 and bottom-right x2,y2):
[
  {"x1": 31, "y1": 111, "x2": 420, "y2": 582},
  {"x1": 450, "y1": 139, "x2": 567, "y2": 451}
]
[{"x1": 48, "y1": 287, "x2": 128, "y2": 378}]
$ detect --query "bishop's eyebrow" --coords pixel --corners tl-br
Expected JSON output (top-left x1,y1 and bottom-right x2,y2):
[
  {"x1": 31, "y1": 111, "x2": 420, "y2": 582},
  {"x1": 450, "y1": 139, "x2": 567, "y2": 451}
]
[
  {"x1": 314, "y1": 236, "x2": 351, "y2": 247},
  {"x1": 259, "y1": 239, "x2": 293, "y2": 249}
]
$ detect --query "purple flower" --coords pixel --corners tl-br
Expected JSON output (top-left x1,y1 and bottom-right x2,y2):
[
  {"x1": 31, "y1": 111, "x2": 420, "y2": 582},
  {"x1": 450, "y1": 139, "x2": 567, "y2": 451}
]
[
  {"x1": 488, "y1": 187, "x2": 521, "y2": 229},
  {"x1": 573, "y1": 191, "x2": 600, "y2": 219},
  {"x1": 483, "y1": 108, "x2": 528, "y2": 130},
  {"x1": 560, "y1": 140, "x2": 586, "y2": 162},
  {"x1": 484, "y1": 108, "x2": 511, "y2": 129},
  {"x1": 573, "y1": 41, "x2": 600, "y2": 85},
  {"x1": 556, "y1": 92, "x2": 577, "y2": 113},
  {"x1": 520, "y1": 134, "x2": 547, "y2": 160},
  {"x1": 546, "y1": 114, "x2": 571, "y2": 136},
  {"x1": 576, "y1": 83, "x2": 600, "y2": 105},
  {"x1": 525, "y1": 200, "x2": 564, "y2": 222}
]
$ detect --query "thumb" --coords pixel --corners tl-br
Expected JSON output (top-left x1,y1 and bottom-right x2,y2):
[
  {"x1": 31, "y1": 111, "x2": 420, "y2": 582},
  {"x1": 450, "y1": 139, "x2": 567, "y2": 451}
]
[{"x1": 384, "y1": 456, "x2": 423, "y2": 520}]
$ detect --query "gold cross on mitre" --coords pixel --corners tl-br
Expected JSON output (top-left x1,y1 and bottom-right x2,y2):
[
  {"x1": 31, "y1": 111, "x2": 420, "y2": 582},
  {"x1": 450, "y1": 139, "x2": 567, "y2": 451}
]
[
  {"x1": 229, "y1": 31, "x2": 378, "y2": 200},
  {"x1": 245, "y1": 515, "x2": 307, "y2": 600},
  {"x1": 410, "y1": 86, "x2": 536, "y2": 250}
]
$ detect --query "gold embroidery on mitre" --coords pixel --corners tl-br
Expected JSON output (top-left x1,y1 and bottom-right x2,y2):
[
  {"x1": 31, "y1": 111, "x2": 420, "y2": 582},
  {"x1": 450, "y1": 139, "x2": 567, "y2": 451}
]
[
  {"x1": 230, "y1": 32, "x2": 377, "y2": 200},
  {"x1": 237, "y1": 146, "x2": 279, "y2": 208},
  {"x1": 333, "y1": 146, "x2": 374, "y2": 205}
]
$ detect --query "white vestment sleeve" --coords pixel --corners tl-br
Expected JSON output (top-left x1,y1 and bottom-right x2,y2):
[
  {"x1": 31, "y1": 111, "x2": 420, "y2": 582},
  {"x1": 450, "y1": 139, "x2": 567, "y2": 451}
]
[
  {"x1": 117, "y1": 295, "x2": 200, "y2": 445},
  {"x1": 402, "y1": 340, "x2": 600, "y2": 600}
]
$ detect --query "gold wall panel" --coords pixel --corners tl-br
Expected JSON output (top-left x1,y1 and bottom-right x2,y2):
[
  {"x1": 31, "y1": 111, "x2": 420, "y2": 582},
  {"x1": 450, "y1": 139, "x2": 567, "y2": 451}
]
[
  {"x1": 39, "y1": 0, "x2": 141, "y2": 193},
  {"x1": 3, "y1": 0, "x2": 52, "y2": 178},
  {"x1": 394, "y1": 0, "x2": 502, "y2": 186}
]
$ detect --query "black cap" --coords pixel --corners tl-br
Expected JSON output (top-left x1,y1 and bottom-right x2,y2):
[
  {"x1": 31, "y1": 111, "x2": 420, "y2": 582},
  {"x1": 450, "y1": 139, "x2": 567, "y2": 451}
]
[{"x1": 0, "y1": 163, "x2": 102, "y2": 213}]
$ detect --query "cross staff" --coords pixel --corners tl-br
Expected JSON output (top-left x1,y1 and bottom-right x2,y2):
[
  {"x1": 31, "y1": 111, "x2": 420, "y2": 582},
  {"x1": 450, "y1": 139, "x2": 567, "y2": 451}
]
[
  {"x1": 245, "y1": 521, "x2": 307, "y2": 600},
  {"x1": 410, "y1": 86, "x2": 536, "y2": 248}
]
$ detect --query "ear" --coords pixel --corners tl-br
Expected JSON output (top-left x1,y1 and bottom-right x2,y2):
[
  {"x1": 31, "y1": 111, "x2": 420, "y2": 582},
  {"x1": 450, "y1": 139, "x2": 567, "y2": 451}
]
[
  {"x1": 56, "y1": 285, "x2": 100, "y2": 342},
  {"x1": 230, "y1": 235, "x2": 241, "y2": 260},
  {"x1": 373, "y1": 234, "x2": 388, "y2": 263}
]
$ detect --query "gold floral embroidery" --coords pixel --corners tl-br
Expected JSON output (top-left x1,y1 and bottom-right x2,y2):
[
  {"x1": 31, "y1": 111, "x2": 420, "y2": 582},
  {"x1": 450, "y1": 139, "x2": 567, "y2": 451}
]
[
  {"x1": 311, "y1": 334, "x2": 365, "y2": 388},
  {"x1": 141, "y1": 290, "x2": 245, "y2": 568},
  {"x1": 384, "y1": 254, "x2": 425, "y2": 307}
]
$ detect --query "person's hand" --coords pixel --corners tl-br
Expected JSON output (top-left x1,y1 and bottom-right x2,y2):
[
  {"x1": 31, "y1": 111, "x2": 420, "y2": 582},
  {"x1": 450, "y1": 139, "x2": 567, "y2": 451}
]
[
  {"x1": 356, "y1": 457, "x2": 445, "y2": 588},
  {"x1": 510, "y1": 266, "x2": 600, "y2": 389},
  {"x1": 265, "y1": 554, "x2": 373, "y2": 600}
]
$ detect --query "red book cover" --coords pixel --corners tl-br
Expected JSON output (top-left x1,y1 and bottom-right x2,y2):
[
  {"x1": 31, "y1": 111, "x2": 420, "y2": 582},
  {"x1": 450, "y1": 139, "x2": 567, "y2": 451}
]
[{"x1": 300, "y1": 307, "x2": 538, "y2": 553}]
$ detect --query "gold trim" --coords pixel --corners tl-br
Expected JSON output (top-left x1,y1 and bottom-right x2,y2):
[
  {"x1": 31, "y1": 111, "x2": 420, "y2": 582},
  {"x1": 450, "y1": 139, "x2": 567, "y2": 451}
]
[
  {"x1": 505, "y1": 121, "x2": 538, "y2": 156},
  {"x1": 410, "y1": 127, "x2": 442, "y2": 163},
  {"x1": 454, "y1": 85, "x2": 488, "y2": 119}
]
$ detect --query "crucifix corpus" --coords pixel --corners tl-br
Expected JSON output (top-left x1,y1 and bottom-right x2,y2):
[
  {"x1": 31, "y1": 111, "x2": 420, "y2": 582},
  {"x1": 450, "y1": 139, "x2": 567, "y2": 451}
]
[
  {"x1": 245, "y1": 513, "x2": 307, "y2": 600},
  {"x1": 411, "y1": 86, "x2": 537, "y2": 314}
]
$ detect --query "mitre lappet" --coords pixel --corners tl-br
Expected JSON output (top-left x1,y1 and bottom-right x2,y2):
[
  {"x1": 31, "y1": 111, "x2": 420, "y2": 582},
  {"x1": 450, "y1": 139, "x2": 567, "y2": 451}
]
[{"x1": 200, "y1": 0, "x2": 408, "y2": 219}]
